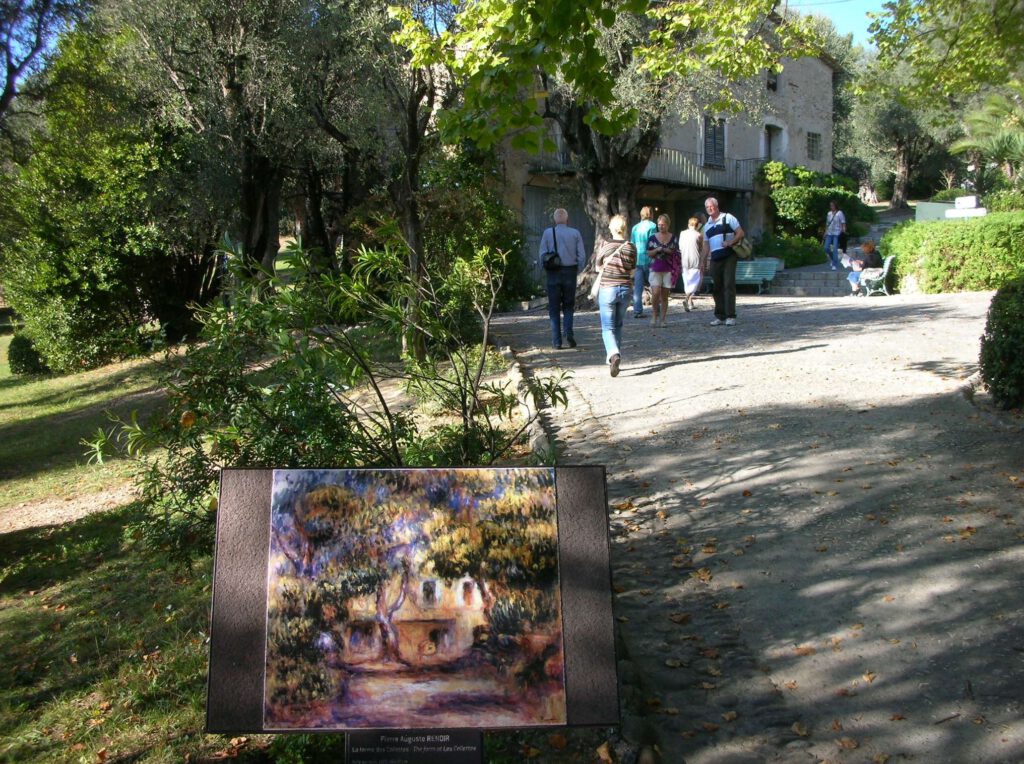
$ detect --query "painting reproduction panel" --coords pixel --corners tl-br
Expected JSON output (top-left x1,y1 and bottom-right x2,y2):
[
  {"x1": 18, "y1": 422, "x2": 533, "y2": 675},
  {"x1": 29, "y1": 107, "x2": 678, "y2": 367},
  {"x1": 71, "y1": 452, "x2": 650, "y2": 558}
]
[{"x1": 263, "y1": 468, "x2": 567, "y2": 730}]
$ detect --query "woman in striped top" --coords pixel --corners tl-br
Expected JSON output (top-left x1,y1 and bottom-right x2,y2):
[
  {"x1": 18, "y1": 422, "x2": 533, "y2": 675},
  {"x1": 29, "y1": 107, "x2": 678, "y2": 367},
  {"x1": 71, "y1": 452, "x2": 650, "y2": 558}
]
[{"x1": 595, "y1": 214, "x2": 638, "y2": 377}]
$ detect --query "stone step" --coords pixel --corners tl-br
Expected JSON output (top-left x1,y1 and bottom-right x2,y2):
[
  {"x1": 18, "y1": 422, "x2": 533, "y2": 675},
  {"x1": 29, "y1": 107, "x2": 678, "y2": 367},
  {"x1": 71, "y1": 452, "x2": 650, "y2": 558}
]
[
  {"x1": 771, "y1": 284, "x2": 851, "y2": 297},
  {"x1": 774, "y1": 272, "x2": 851, "y2": 286}
]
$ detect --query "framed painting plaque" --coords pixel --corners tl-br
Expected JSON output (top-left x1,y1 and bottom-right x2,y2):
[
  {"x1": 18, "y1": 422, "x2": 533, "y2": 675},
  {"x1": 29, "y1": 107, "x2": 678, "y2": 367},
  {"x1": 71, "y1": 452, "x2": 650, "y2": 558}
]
[{"x1": 206, "y1": 467, "x2": 616, "y2": 733}]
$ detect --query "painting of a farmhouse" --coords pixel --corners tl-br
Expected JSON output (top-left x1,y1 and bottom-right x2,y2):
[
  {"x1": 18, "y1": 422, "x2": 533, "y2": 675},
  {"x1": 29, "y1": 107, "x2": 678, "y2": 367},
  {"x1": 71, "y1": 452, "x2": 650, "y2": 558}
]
[{"x1": 263, "y1": 468, "x2": 567, "y2": 730}]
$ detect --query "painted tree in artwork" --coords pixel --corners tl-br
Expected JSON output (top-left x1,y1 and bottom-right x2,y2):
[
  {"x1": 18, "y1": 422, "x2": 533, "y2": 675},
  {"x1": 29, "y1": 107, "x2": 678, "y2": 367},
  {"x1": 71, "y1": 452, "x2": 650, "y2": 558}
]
[{"x1": 424, "y1": 470, "x2": 559, "y2": 635}]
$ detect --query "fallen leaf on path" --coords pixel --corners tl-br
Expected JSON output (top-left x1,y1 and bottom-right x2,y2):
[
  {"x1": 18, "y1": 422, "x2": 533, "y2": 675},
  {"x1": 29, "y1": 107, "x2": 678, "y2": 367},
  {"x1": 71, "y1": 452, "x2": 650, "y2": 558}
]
[
  {"x1": 973, "y1": 716, "x2": 986, "y2": 725},
  {"x1": 713, "y1": 602, "x2": 730, "y2": 610},
  {"x1": 691, "y1": 568, "x2": 713, "y2": 583},
  {"x1": 816, "y1": 545, "x2": 829, "y2": 552},
  {"x1": 791, "y1": 722, "x2": 809, "y2": 737},
  {"x1": 784, "y1": 680, "x2": 798, "y2": 690},
  {"x1": 835, "y1": 688, "x2": 857, "y2": 697},
  {"x1": 616, "y1": 616, "x2": 629, "y2": 623},
  {"x1": 883, "y1": 595, "x2": 896, "y2": 603},
  {"x1": 596, "y1": 742, "x2": 614, "y2": 762},
  {"x1": 701, "y1": 648, "x2": 720, "y2": 659},
  {"x1": 668, "y1": 612, "x2": 691, "y2": 624},
  {"x1": 960, "y1": 526, "x2": 978, "y2": 538},
  {"x1": 706, "y1": 667, "x2": 722, "y2": 677},
  {"x1": 665, "y1": 659, "x2": 684, "y2": 668},
  {"x1": 794, "y1": 645, "x2": 817, "y2": 656},
  {"x1": 663, "y1": 708, "x2": 680, "y2": 715},
  {"x1": 891, "y1": 713, "x2": 906, "y2": 721},
  {"x1": 837, "y1": 737, "x2": 859, "y2": 750},
  {"x1": 702, "y1": 543, "x2": 717, "y2": 554},
  {"x1": 873, "y1": 755, "x2": 891, "y2": 764},
  {"x1": 548, "y1": 734, "x2": 568, "y2": 750},
  {"x1": 722, "y1": 711, "x2": 738, "y2": 722},
  {"x1": 742, "y1": 489, "x2": 752, "y2": 496},
  {"x1": 863, "y1": 672, "x2": 877, "y2": 683},
  {"x1": 831, "y1": 719, "x2": 843, "y2": 731},
  {"x1": 700, "y1": 682, "x2": 717, "y2": 690},
  {"x1": 702, "y1": 722, "x2": 720, "y2": 732}
]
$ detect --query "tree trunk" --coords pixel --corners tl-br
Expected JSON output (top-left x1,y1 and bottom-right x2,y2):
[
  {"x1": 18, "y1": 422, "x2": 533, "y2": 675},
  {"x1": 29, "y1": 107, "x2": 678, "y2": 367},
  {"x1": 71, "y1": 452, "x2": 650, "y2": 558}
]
[
  {"x1": 549, "y1": 97, "x2": 661, "y2": 300},
  {"x1": 890, "y1": 146, "x2": 911, "y2": 210},
  {"x1": 239, "y1": 145, "x2": 283, "y2": 276},
  {"x1": 299, "y1": 160, "x2": 336, "y2": 274}
]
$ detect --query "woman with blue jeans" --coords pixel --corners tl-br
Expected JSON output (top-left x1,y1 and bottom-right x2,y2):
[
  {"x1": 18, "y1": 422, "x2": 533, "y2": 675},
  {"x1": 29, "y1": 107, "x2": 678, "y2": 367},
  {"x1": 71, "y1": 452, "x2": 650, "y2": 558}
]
[
  {"x1": 823, "y1": 200, "x2": 846, "y2": 270},
  {"x1": 595, "y1": 215, "x2": 637, "y2": 377}
]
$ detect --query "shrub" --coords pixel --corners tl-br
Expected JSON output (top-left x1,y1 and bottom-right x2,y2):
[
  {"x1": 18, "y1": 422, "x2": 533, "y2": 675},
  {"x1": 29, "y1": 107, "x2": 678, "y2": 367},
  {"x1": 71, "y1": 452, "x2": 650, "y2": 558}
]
[
  {"x1": 983, "y1": 189, "x2": 1024, "y2": 212},
  {"x1": 753, "y1": 233, "x2": 826, "y2": 268},
  {"x1": 770, "y1": 186, "x2": 876, "y2": 239},
  {"x1": 930, "y1": 188, "x2": 963, "y2": 202},
  {"x1": 757, "y1": 160, "x2": 857, "y2": 193},
  {"x1": 88, "y1": 242, "x2": 568, "y2": 562},
  {"x1": 882, "y1": 212, "x2": 1024, "y2": 293},
  {"x1": 7, "y1": 333, "x2": 49, "y2": 376},
  {"x1": 979, "y1": 279, "x2": 1024, "y2": 409}
]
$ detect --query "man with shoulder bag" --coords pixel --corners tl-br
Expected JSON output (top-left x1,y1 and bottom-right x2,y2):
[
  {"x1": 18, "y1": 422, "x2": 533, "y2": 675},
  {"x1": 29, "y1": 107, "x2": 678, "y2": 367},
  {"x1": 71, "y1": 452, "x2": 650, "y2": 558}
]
[
  {"x1": 538, "y1": 208, "x2": 587, "y2": 349},
  {"x1": 702, "y1": 197, "x2": 747, "y2": 327}
]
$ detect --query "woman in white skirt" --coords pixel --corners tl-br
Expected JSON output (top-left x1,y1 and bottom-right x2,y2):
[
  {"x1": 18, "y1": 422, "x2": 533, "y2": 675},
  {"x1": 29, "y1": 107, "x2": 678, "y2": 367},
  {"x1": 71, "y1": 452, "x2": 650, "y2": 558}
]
[{"x1": 678, "y1": 216, "x2": 704, "y2": 312}]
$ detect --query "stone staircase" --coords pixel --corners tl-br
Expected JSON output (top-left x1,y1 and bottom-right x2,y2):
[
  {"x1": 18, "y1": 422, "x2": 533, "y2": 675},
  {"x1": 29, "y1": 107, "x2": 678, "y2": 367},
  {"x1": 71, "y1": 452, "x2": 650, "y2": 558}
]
[
  {"x1": 771, "y1": 269, "x2": 851, "y2": 297},
  {"x1": 768, "y1": 208, "x2": 912, "y2": 297}
]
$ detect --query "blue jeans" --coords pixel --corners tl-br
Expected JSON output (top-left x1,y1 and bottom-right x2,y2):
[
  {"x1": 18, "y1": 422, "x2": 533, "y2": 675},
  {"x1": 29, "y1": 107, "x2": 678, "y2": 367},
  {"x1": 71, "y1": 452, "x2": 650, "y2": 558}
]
[
  {"x1": 824, "y1": 234, "x2": 841, "y2": 268},
  {"x1": 545, "y1": 267, "x2": 578, "y2": 347},
  {"x1": 598, "y1": 284, "x2": 630, "y2": 362},
  {"x1": 632, "y1": 263, "x2": 650, "y2": 314}
]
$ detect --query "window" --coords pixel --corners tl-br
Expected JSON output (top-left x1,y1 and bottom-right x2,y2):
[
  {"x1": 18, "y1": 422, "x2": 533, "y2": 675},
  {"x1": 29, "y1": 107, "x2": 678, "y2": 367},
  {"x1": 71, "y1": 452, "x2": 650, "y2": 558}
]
[
  {"x1": 421, "y1": 580, "x2": 437, "y2": 607},
  {"x1": 807, "y1": 132, "x2": 822, "y2": 162},
  {"x1": 703, "y1": 117, "x2": 725, "y2": 167},
  {"x1": 767, "y1": 71, "x2": 778, "y2": 91}
]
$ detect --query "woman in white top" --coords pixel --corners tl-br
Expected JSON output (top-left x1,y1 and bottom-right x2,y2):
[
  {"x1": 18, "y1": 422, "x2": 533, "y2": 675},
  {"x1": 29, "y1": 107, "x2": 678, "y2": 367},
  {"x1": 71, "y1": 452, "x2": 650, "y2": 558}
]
[
  {"x1": 824, "y1": 200, "x2": 846, "y2": 271},
  {"x1": 678, "y1": 217, "x2": 703, "y2": 312}
]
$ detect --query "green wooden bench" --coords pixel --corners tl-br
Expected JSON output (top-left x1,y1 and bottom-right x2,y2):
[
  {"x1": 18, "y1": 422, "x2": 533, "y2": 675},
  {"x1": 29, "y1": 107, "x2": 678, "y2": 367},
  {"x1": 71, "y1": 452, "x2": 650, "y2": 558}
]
[
  {"x1": 698, "y1": 258, "x2": 779, "y2": 295},
  {"x1": 861, "y1": 255, "x2": 895, "y2": 296}
]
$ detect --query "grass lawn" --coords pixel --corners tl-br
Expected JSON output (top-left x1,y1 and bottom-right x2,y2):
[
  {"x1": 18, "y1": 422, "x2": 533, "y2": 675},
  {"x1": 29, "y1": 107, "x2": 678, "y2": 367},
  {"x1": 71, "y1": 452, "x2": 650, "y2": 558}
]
[
  {"x1": 0, "y1": 334, "x2": 166, "y2": 508},
  {"x1": 0, "y1": 335, "x2": 607, "y2": 763}
]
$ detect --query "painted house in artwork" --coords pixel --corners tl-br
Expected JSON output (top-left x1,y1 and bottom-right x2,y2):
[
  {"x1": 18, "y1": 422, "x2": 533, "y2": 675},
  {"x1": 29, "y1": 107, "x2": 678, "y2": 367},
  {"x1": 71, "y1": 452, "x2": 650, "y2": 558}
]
[{"x1": 343, "y1": 571, "x2": 488, "y2": 667}]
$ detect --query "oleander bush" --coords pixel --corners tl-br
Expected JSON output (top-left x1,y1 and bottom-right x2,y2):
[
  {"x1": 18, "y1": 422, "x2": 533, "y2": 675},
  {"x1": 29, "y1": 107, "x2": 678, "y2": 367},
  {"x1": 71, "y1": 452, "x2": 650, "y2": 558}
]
[
  {"x1": 979, "y1": 278, "x2": 1024, "y2": 409},
  {"x1": 881, "y1": 212, "x2": 1024, "y2": 293},
  {"x1": 983, "y1": 189, "x2": 1024, "y2": 212},
  {"x1": 6, "y1": 333, "x2": 49, "y2": 376}
]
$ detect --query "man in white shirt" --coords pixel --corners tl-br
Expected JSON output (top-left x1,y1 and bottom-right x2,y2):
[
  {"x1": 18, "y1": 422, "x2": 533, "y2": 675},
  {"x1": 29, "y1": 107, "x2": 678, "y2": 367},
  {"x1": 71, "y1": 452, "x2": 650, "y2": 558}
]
[{"x1": 537, "y1": 209, "x2": 587, "y2": 349}]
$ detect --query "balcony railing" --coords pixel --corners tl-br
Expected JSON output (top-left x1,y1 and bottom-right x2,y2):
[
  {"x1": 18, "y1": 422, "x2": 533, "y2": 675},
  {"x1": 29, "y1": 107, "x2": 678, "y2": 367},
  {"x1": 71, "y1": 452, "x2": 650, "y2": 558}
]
[{"x1": 531, "y1": 147, "x2": 765, "y2": 192}]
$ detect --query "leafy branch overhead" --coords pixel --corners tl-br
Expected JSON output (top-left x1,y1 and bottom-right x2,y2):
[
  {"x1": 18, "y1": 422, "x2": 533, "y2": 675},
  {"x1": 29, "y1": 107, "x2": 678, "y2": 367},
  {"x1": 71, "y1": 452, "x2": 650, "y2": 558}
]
[{"x1": 392, "y1": 0, "x2": 821, "y2": 151}]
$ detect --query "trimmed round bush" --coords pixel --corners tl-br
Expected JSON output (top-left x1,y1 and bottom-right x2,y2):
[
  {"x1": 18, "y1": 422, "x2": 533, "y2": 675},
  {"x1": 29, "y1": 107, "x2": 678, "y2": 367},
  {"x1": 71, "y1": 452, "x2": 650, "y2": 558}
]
[
  {"x1": 979, "y1": 279, "x2": 1024, "y2": 409},
  {"x1": 882, "y1": 212, "x2": 1024, "y2": 293},
  {"x1": 7, "y1": 333, "x2": 49, "y2": 376}
]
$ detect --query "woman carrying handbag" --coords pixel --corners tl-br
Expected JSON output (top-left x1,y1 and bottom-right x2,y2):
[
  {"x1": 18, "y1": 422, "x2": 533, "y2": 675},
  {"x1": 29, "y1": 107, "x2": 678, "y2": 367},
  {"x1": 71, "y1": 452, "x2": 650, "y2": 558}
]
[{"x1": 594, "y1": 215, "x2": 637, "y2": 377}]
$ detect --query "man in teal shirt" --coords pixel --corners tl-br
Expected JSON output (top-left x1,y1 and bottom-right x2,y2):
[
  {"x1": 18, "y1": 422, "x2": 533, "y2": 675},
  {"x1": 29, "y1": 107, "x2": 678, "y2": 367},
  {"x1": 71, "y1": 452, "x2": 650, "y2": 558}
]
[{"x1": 630, "y1": 206, "x2": 656, "y2": 318}]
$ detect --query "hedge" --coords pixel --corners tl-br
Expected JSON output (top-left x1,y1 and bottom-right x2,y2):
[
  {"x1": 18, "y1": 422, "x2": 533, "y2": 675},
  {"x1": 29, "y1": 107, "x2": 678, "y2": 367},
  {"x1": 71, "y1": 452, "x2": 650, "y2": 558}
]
[
  {"x1": 979, "y1": 278, "x2": 1024, "y2": 409},
  {"x1": 771, "y1": 186, "x2": 875, "y2": 239},
  {"x1": 881, "y1": 212, "x2": 1024, "y2": 293}
]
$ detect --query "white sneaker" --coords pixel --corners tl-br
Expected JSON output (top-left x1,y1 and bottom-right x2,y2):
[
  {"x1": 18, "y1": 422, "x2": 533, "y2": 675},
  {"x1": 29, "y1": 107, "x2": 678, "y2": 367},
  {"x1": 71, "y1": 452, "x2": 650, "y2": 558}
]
[
  {"x1": 725, "y1": 318, "x2": 736, "y2": 326},
  {"x1": 709, "y1": 318, "x2": 723, "y2": 326}
]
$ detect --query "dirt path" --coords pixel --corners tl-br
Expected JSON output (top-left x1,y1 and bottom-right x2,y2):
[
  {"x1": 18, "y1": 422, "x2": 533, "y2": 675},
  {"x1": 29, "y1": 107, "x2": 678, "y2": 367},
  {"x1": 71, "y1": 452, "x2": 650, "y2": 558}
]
[{"x1": 493, "y1": 291, "x2": 1024, "y2": 763}]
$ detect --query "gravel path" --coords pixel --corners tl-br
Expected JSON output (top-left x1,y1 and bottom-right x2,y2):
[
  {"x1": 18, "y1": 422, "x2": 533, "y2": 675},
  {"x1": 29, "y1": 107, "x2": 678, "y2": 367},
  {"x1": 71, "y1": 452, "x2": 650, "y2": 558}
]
[{"x1": 493, "y1": 290, "x2": 1024, "y2": 764}]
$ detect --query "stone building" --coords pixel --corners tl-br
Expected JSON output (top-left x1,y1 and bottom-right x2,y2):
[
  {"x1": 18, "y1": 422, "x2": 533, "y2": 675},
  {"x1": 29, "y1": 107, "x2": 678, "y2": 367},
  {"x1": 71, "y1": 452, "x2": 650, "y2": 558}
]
[{"x1": 503, "y1": 54, "x2": 836, "y2": 275}]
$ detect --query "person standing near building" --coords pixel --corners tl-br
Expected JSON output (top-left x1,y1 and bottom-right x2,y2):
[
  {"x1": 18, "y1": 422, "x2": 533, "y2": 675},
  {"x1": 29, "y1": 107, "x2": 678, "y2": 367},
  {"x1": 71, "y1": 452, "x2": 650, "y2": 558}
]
[
  {"x1": 594, "y1": 215, "x2": 637, "y2": 377},
  {"x1": 702, "y1": 197, "x2": 745, "y2": 327},
  {"x1": 538, "y1": 208, "x2": 587, "y2": 349},
  {"x1": 630, "y1": 206, "x2": 657, "y2": 319},
  {"x1": 678, "y1": 216, "x2": 704, "y2": 312},
  {"x1": 824, "y1": 200, "x2": 846, "y2": 271}
]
